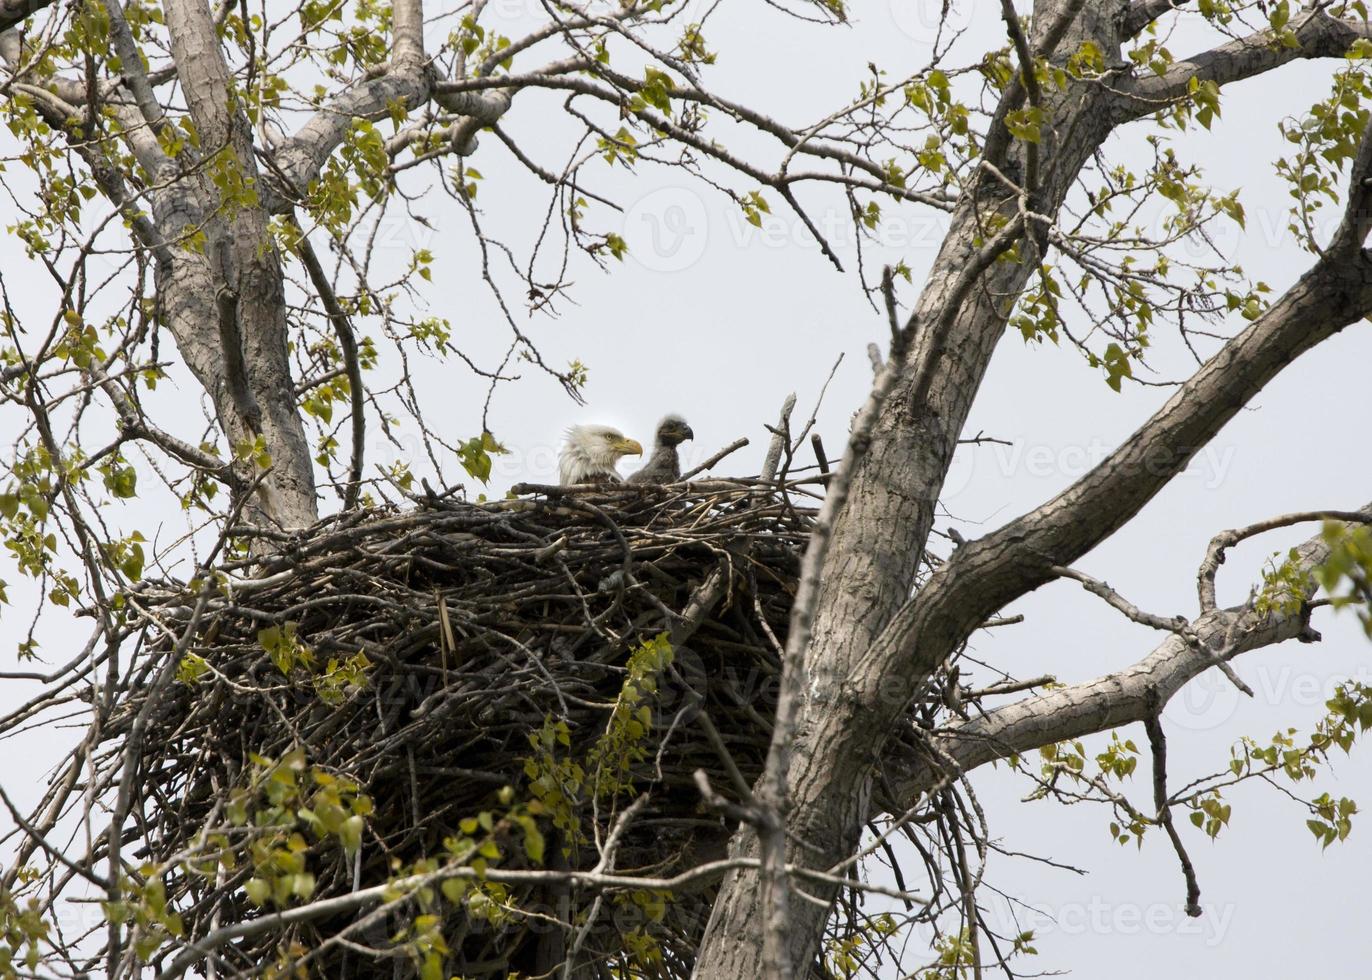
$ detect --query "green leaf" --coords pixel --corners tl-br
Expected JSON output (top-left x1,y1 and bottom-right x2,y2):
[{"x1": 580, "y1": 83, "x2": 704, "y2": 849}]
[
  {"x1": 106, "y1": 466, "x2": 137, "y2": 499},
  {"x1": 1102, "y1": 342, "x2": 1133, "y2": 391},
  {"x1": 339, "y1": 814, "x2": 364, "y2": 854},
  {"x1": 244, "y1": 877, "x2": 271, "y2": 905},
  {"x1": 457, "y1": 431, "x2": 509, "y2": 485},
  {"x1": 522, "y1": 823, "x2": 545, "y2": 864}
]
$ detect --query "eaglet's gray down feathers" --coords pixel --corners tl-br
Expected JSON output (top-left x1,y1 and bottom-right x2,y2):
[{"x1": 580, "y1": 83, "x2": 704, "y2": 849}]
[{"x1": 626, "y1": 415, "x2": 694, "y2": 484}]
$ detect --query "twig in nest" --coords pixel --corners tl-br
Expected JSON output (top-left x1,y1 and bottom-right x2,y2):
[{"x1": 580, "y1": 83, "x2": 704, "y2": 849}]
[{"x1": 682, "y1": 437, "x2": 750, "y2": 480}]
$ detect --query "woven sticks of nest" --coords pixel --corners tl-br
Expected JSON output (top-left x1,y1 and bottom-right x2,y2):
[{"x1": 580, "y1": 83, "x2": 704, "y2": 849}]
[{"x1": 108, "y1": 480, "x2": 820, "y2": 978}]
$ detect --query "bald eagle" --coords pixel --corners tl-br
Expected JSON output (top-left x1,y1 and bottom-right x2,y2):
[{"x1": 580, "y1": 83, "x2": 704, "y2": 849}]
[
  {"x1": 627, "y1": 415, "x2": 694, "y2": 484},
  {"x1": 558, "y1": 425, "x2": 643, "y2": 485}
]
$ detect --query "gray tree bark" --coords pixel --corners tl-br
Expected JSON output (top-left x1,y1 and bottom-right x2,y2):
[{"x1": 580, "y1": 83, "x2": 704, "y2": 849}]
[{"x1": 696, "y1": 4, "x2": 1129, "y2": 970}]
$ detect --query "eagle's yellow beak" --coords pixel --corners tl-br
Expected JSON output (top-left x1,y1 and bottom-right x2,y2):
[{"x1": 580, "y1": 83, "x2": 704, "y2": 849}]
[{"x1": 615, "y1": 437, "x2": 644, "y2": 457}]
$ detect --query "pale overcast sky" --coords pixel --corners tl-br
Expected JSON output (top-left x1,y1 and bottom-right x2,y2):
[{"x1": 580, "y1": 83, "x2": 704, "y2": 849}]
[{"x1": 2, "y1": 1, "x2": 1371, "y2": 976}]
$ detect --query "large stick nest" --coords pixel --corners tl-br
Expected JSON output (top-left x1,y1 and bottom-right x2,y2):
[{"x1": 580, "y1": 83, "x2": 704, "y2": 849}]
[{"x1": 112, "y1": 482, "x2": 824, "y2": 977}]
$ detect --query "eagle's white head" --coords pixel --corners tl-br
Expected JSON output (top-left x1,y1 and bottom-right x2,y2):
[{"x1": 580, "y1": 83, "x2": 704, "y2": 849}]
[{"x1": 558, "y1": 425, "x2": 644, "y2": 485}]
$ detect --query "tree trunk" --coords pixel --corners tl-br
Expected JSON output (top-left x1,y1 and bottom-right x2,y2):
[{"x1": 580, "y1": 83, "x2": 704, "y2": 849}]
[
  {"x1": 695, "y1": 3, "x2": 1131, "y2": 973},
  {"x1": 154, "y1": 0, "x2": 320, "y2": 527}
]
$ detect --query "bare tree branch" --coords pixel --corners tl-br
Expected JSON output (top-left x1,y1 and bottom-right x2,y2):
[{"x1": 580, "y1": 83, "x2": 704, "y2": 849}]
[
  {"x1": 1115, "y1": 10, "x2": 1372, "y2": 122},
  {"x1": 291, "y1": 224, "x2": 366, "y2": 510},
  {"x1": 1144, "y1": 714, "x2": 1203, "y2": 917},
  {"x1": 888, "y1": 512, "x2": 1360, "y2": 806},
  {"x1": 1123, "y1": 0, "x2": 1190, "y2": 38}
]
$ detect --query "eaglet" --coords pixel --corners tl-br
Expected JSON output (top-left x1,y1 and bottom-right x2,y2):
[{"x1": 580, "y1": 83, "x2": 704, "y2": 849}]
[{"x1": 627, "y1": 415, "x2": 694, "y2": 484}]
